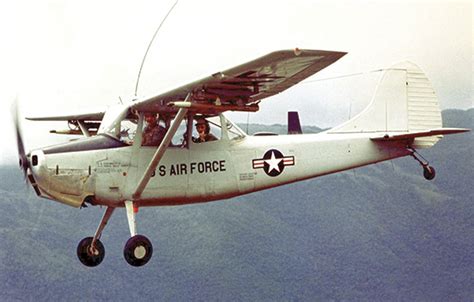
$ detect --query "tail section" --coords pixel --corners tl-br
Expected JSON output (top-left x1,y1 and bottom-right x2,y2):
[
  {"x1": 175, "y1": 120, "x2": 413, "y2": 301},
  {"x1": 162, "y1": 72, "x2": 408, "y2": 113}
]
[{"x1": 329, "y1": 61, "x2": 445, "y2": 148}]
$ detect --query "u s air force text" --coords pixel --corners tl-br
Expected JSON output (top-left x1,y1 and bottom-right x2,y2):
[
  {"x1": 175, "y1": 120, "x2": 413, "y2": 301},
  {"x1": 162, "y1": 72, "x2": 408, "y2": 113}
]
[{"x1": 155, "y1": 160, "x2": 226, "y2": 177}]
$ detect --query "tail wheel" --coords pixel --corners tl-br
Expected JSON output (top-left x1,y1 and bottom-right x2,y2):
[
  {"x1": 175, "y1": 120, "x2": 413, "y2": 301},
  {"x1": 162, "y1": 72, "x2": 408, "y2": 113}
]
[
  {"x1": 423, "y1": 165, "x2": 436, "y2": 180},
  {"x1": 123, "y1": 235, "x2": 153, "y2": 267},
  {"x1": 77, "y1": 237, "x2": 105, "y2": 267}
]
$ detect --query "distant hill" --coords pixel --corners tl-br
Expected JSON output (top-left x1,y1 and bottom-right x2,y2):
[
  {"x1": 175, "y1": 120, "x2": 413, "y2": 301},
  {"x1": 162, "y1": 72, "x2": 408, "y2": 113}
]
[{"x1": 0, "y1": 109, "x2": 472, "y2": 301}]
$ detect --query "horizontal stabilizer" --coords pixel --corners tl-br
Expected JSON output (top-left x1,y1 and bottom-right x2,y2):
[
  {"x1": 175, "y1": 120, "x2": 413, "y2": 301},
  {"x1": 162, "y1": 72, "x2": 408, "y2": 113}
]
[{"x1": 371, "y1": 128, "x2": 470, "y2": 141}]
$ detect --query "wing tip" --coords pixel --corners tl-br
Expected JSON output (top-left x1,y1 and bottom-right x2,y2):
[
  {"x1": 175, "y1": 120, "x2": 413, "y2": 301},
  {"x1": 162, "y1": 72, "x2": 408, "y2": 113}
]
[{"x1": 292, "y1": 48, "x2": 345, "y2": 57}]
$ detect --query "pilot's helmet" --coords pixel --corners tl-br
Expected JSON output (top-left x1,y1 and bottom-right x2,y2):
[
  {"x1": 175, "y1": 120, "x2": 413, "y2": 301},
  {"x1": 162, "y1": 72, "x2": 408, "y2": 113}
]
[
  {"x1": 145, "y1": 113, "x2": 158, "y2": 120},
  {"x1": 195, "y1": 117, "x2": 210, "y2": 133},
  {"x1": 195, "y1": 118, "x2": 208, "y2": 126}
]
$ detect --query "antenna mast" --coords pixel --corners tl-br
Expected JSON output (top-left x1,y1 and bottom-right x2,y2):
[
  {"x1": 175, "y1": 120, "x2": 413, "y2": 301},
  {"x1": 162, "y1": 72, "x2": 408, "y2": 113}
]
[{"x1": 134, "y1": 0, "x2": 179, "y2": 97}]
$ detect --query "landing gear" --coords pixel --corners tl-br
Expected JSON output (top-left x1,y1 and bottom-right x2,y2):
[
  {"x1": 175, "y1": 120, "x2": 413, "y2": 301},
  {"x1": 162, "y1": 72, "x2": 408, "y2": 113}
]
[
  {"x1": 123, "y1": 200, "x2": 153, "y2": 267},
  {"x1": 423, "y1": 165, "x2": 436, "y2": 180},
  {"x1": 76, "y1": 201, "x2": 154, "y2": 267},
  {"x1": 77, "y1": 237, "x2": 105, "y2": 267},
  {"x1": 124, "y1": 235, "x2": 153, "y2": 266},
  {"x1": 409, "y1": 147, "x2": 436, "y2": 181},
  {"x1": 76, "y1": 206, "x2": 115, "y2": 267}
]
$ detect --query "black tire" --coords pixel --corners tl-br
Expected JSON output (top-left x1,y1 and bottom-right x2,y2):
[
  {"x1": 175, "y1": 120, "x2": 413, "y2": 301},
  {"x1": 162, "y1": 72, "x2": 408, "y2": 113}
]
[
  {"x1": 123, "y1": 235, "x2": 153, "y2": 267},
  {"x1": 423, "y1": 165, "x2": 436, "y2": 180},
  {"x1": 77, "y1": 237, "x2": 105, "y2": 267}
]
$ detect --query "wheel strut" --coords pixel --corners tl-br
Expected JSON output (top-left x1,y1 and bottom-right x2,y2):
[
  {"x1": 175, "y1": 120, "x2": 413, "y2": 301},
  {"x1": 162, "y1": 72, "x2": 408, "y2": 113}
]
[
  {"x1": 123, "y1": 200, "x2": 153, "y2": 267},
  {"x1": 408, "y1": 147, "x2": 436, "y2": 180},
  {"x1": 77, "y1": 206, "x2": 115, "y2": 267}
]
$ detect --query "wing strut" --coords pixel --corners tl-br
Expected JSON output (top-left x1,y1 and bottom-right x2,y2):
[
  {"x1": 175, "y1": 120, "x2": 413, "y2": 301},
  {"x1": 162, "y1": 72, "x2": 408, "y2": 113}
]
[
  {"x1": 132, "y1": 94, "x2": 191, "y2": 199},
  {"x1": 77, "y1": 120, "x2": 91, "y2": 137}
]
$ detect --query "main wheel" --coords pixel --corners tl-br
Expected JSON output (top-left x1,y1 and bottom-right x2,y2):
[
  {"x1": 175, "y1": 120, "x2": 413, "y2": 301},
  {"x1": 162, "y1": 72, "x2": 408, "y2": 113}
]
[
  {"x1": 423, "y1": 165, "x2": 436, "y2": 180},
  {"x1": 77, "y1": 237, "x2": 105, "y2": 267},
  {"x1": 123, "y1": 235, "x2": 153, "y2": 267}
]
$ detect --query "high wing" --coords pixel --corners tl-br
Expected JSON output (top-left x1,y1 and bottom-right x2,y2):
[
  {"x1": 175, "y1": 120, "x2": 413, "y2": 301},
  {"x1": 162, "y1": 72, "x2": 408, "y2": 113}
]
[
  {"x1": 24, "y1": 49, "x2": 346, "y2": 136},
  {"x1": 26, "y1": 110, "x2": 106, "y2": 136},
  {"x1": 26, "y1": 111, "x2": 105, "y2": 121},
  {"x1": 132, "y1": 49, "x2": 347, "y2": 115}
]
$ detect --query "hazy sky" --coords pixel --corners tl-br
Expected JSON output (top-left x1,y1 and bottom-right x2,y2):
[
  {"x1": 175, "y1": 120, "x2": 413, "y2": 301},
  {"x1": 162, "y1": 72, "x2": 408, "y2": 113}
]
[{"x1": 0, "y1": 0, "x2": 472, "y2": 164}]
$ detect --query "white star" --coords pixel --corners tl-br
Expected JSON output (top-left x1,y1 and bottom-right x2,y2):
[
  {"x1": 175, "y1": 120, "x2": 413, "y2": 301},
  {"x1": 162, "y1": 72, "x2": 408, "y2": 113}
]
[{"x1": 265, "y1": 151, "x2": 282, "y2": 173}]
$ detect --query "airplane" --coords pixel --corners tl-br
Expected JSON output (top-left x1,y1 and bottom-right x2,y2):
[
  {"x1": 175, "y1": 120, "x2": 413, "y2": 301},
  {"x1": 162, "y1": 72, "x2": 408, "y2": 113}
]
[{"x1": 13, "y1": 48, "x2": 470, "y2": 267}]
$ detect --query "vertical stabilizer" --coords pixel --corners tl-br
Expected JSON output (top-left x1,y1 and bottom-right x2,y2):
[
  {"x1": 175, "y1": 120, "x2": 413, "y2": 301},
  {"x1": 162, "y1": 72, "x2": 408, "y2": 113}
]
[
  {"x1": 288, "y1": 111, "x2": 303, "y2": 134},
  {"x1": 329, "y1": 62, "x2": 442, "y2": 148}
]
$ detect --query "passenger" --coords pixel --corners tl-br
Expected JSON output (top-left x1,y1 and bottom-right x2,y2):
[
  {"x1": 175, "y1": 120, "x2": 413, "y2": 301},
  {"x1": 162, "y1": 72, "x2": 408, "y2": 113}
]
[
  {"x1": 142, "y1": 113, "x2": 167, "y2": 146},
  {"x1": 193, "y1": 118, "x2": 217, "y2": 143}
]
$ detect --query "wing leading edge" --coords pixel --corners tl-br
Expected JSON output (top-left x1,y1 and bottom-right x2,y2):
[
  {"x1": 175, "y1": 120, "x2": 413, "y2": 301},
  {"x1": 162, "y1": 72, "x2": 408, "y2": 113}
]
[
  {"x1": 26, "y1": 111, "x2": 105, "y2": 122},
  {"x1": 132, "y1": 49, "x2": 347, "y2": 114}
]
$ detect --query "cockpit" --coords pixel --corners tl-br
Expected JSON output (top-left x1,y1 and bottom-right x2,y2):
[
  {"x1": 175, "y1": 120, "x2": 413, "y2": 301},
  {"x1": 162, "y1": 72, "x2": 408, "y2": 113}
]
[{"x1": 98, "y1": 105, "x2": 246, "y2": 148}]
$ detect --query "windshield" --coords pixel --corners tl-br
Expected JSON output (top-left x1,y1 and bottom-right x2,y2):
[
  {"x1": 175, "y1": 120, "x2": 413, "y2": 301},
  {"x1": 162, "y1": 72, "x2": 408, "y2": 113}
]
[
  {"x1": 119, "y1": 119, "x2": 138, "y2": 144},
  {"x1": 98, "y1": 105, "x2": 137, "y2": 144}
]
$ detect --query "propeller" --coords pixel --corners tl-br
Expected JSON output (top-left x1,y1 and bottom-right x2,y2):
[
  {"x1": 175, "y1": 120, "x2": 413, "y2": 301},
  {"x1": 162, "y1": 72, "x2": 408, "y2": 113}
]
[{"x1": 12, "y1": 98, "x2": 29, "y2": 180}]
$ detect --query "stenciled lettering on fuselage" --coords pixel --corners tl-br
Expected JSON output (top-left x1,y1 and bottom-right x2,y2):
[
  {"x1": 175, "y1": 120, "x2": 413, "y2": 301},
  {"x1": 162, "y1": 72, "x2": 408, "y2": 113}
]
[
  {"x1": 96, "y1": 159, "x2": 130, "y2": 174},
  {"x1": 155, "y1": 160, "x2": 226, "y2": 177},
  {"x1": 252, "y1": 149, "x2": 295, "y2": 177}
]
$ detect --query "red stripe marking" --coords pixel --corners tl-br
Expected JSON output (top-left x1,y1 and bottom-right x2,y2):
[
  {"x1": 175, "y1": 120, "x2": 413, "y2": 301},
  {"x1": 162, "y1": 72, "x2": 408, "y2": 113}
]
[{"x1": 283, "y1": 157, "x2": 295, "y2": 166}]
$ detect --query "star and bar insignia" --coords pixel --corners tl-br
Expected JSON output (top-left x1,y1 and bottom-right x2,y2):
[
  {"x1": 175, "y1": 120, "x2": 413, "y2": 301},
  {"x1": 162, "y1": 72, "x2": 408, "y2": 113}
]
[{"x1": 252, "y1": 149, "x2": 295, "y2": 177}]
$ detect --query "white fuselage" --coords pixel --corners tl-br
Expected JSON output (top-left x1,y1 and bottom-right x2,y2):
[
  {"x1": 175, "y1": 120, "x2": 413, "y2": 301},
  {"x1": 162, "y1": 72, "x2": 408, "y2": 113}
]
[
  {"x1": 29, "y1": 132, "x2": 409, "y2": 208},
  {"x1": 24, "y1": 59, "x2": 454, "y2": 210}
]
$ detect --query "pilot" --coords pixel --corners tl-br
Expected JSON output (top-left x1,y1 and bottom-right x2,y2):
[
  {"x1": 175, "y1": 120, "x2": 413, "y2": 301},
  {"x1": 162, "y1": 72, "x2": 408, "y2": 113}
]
[
  {"x1": 193, "y1": 118, "x2": 217, "y2": 143},
  {"x1": 142, "y1": 113, "x2": 167, "y2": 146}
]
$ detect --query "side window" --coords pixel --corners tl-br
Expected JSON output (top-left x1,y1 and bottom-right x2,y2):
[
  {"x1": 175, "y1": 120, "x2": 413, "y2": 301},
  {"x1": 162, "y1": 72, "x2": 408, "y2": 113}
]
[
  {"x1": 141, "y1": 114, "x2": 167, "y2": 147},
  {"x1": 223, "y1": 118, "x2": 245, "y2": 140},
  {"x1": 170, "y1": 117, "x2": 188, "y2": 148},
  {"x1": 192, "y1": 116, "x2": 220, "y2": 144},
  {"x1": 190, "y1": 114, "x2": 245, "y2": 144},
  {"x1": 139, "y1": 113, "x2": 190, "y2": 148}
]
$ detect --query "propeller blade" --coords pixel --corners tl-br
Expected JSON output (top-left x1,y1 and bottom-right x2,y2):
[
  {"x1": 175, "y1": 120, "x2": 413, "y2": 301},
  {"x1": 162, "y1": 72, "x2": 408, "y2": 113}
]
[{"x1": 12, "y1": 98, "x2": 29, "y2": 179}]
